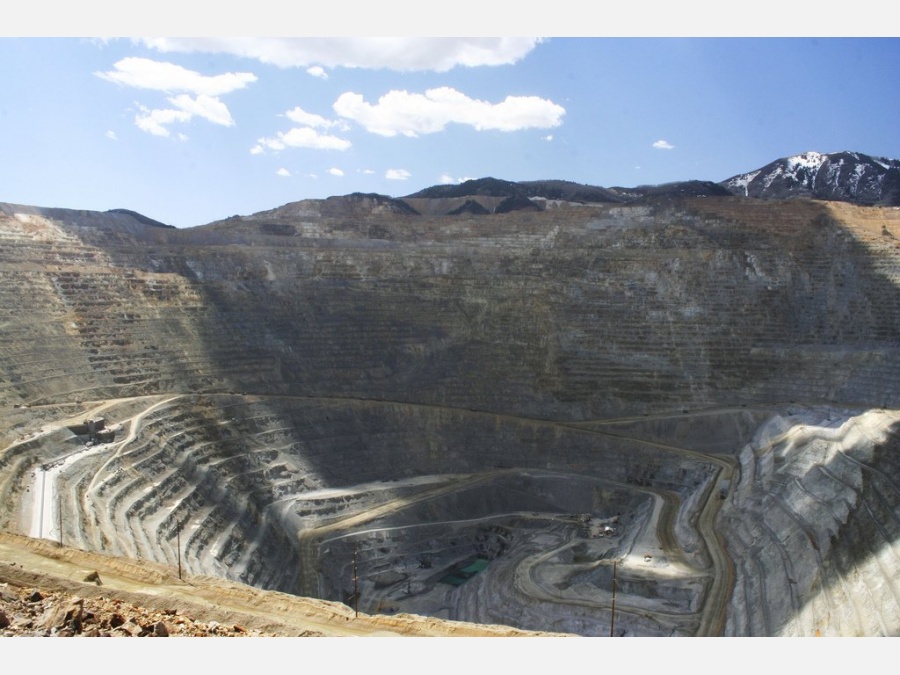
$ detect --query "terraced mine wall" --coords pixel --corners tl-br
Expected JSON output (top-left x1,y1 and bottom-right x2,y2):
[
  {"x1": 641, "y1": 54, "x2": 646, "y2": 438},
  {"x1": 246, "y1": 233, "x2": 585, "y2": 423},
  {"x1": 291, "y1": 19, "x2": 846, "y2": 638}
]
[{"x1": 1, "y1": 196, "x2": 899, "y2": 636}]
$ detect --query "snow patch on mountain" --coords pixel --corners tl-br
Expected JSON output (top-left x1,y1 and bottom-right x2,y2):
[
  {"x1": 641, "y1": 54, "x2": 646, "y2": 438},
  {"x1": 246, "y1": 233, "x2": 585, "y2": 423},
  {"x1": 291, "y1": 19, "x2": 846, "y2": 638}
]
[
  {"x1": 728, "y1": 170, "x2": 761, "y2": 196},
  {"x1": 786, "y1": 151, "x2": 825, "y2": 172}
]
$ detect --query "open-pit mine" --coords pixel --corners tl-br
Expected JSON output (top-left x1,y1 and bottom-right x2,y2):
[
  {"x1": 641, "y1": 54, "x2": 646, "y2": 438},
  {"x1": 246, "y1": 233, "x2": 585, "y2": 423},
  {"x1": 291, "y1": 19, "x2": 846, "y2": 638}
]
[{"x1": 1, "y1": 193, "x2": 899, "y2": 636}]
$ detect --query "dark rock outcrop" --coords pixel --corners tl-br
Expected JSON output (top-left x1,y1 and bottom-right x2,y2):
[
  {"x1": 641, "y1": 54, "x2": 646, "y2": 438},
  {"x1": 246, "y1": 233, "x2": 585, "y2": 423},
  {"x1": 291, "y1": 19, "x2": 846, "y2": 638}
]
[
  {"x1": 447, "y1": 199, "x2": 491, "y2": 215},
  {"x1": 320, "y1": 192, "x2": 419, "y2": 217},
  {"x1": 494, "y1": 194, "x2": 542, "y2": 213},
  {"x1": 106, "y1": 209, "x2": 174, "y2": 229}
]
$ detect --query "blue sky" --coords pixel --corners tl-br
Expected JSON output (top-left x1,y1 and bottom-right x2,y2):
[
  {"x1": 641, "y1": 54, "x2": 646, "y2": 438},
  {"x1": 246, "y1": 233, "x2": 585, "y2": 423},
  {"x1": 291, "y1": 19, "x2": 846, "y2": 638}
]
[{"x1": 2, "y1": 19, "x2": 898, "y2": 227}]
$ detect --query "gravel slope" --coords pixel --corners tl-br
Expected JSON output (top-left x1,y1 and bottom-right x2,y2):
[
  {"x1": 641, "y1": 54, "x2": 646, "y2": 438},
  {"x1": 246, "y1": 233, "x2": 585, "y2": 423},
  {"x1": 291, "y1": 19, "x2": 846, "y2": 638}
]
[{"x1": 0, "y1": 532, "x2": 569, "y2": 638}]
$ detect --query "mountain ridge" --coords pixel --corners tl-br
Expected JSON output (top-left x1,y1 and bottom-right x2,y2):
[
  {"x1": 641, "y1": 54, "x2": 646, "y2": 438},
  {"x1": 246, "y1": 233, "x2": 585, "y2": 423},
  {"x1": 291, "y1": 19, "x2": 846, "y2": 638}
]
[
  {"x1": 263, "y1": 149, "x2": 900, "y2": 221},
  {"x1": 3, "y1": 150, "x2": 898, "y2": 229}
]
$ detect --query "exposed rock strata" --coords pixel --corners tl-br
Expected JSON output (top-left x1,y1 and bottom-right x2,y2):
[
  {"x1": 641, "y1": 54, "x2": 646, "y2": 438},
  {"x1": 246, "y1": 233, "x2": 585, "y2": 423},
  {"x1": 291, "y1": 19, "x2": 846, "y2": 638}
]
[{"x1": 1, "y1": 196, "x2": 899, "y2": 636}]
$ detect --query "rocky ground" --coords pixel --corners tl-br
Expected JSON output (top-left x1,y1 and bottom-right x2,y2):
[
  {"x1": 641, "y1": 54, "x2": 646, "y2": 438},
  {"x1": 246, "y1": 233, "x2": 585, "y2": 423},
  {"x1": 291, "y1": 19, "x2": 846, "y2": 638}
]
[
  {"x1": 0, "y1": 582, "x2": 283, "y2": 637},
  {"x1": 0, "y1": 531, "x2": 566, "y2": 638}
]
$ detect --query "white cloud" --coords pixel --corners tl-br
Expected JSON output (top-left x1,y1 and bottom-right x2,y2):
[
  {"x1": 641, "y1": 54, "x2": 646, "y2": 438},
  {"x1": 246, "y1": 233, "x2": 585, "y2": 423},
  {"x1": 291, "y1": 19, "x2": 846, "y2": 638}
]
[
  {"x1": 284, "y1": 106, "x2": 337, "y2": 129},
  {"x1": 141, "y1": 38, "x2": 542, "y2": 72},
  {"x1": 652, "y1": 139, "x2": 675, "y2": 150},
  {"x1": 307, "y1": 66, "x2": 328, "y2": 79},
  {"x1": 328, "y1": 167, "x2": 345, "y2": 177},
  {"x1": 334, "y1": 87, "x2": 565, "y2": 137},
  {"x1": 134, "y1": 104, "x2": 191, "y2": 137},
  {"x1": 543, "y1": 134, "x2": 554, "y2": 141},
  {"x1": 105, "y1": 130, "x2": 118, "y2": 141},
  {"x1": 168, "y1": 93, "x2": 235, "y2": 127},
  {"x1": 386, "y1": 168, "x2": 411, "y2": 180},
  {"x1": 254, "y1": 106, "x2": 352, "y2": 154},
  {"x1": 96, "y1": 57, "x2": 256, "y2": 95},
  {"x1": 254, "y1": 126, "x2": 352, "y2": 152},
  {"x1": 97, "y1": 58, "x2": 256, "y2": 137},
  {"x1": 276, "y1": 168, "x2": 291, "y2": 177},
  {"x1": 362, "y1": 169, "x2": 376, "y2": 175},
  {"x1": 439, "y1": 174, "x2": 474, "y2": 184}
]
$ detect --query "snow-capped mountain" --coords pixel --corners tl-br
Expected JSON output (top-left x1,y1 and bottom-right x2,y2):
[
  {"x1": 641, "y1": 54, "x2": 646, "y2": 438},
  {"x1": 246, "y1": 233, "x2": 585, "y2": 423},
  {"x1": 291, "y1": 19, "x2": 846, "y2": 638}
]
[{"x1": 720, "y1": 151, "x2": 900, "y2": 206}]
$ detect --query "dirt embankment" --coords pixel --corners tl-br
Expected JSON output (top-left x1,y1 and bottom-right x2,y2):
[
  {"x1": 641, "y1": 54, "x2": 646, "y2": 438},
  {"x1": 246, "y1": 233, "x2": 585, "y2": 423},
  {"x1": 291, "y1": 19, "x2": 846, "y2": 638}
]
[{"x1": 0, "y1": 532, "x2": 570, "y2": 638}]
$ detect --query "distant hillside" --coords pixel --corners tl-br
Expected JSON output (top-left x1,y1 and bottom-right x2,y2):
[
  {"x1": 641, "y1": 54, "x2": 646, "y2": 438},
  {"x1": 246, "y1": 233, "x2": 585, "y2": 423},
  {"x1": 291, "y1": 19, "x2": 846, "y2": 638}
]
[
  {"x1": 6, "y1": 150, "x2": 900, "y2": 229},
  {"x1": 406, "y1": 177, "x2": 625, "y2": 204},
  {"x1": 105, "y1": 209, "x2": 175, "y2": 229},
  {"x1": 608, "y1": 180, "x2": 734, "y2": 202},
  {"x1": 401, "y1": 177, "x2": 729, "y2": 215},
  {"x1": 406, "y1": 177, "x2": 525, "y2": 200},
  {"x1": 0, "y1": 203, "x2": 175, "y2": 239},
  {"x1": 320, "y1": 192, "x2": 419, "y2": 217},
  {"x1": 400, "y1": 151, "x2": 900, "y2": 216},
  {"x1": 720, "y1": 151, "x2": 900, "y2": 206}
]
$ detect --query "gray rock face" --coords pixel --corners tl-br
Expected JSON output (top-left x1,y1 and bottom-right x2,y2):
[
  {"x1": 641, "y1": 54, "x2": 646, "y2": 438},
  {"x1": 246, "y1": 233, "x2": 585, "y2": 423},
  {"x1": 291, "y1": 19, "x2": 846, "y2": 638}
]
[{"x1": 1, "y1": 195, "x2": 899, "y2": 636}]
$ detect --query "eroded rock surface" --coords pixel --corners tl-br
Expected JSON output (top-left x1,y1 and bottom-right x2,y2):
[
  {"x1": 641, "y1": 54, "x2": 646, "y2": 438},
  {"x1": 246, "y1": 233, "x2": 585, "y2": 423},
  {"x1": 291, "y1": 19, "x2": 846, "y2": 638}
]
[{"x1": 1, "y1": 196, "x2": 899, "y2": 636}]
